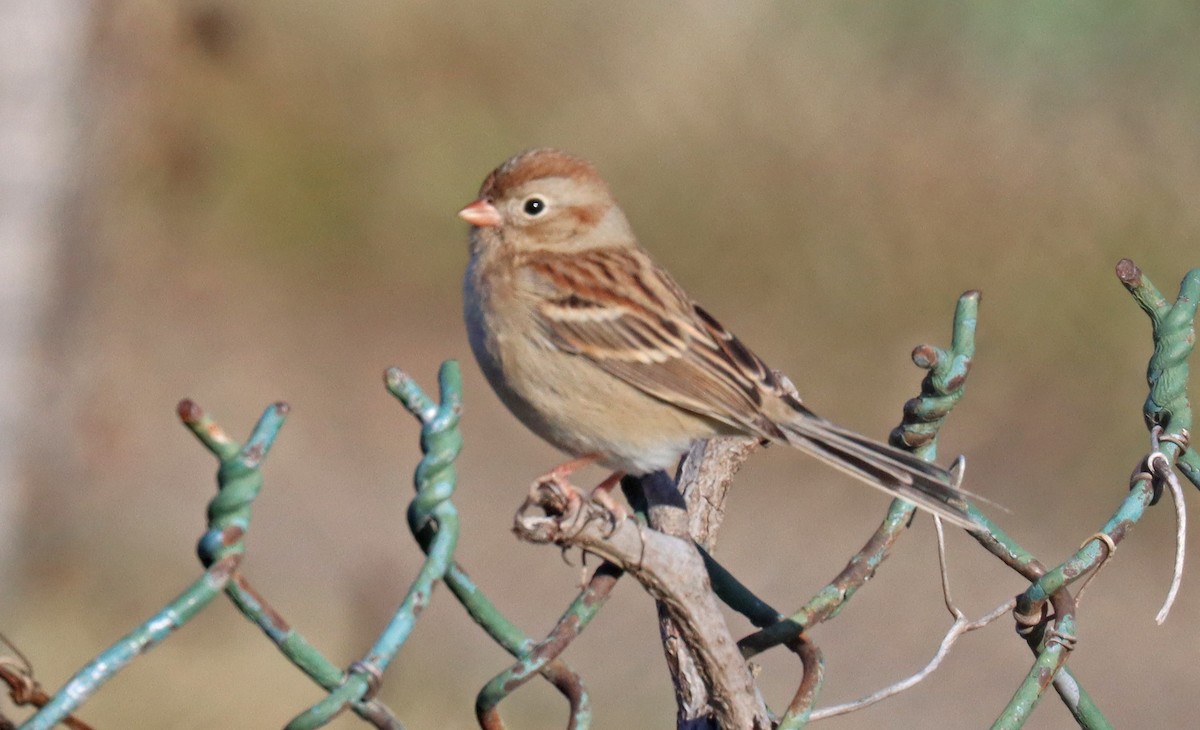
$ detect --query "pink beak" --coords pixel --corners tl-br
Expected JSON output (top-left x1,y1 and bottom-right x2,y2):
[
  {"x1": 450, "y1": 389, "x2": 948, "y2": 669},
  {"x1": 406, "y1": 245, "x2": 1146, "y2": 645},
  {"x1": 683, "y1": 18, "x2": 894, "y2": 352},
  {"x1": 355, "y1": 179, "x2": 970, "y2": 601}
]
[{"x1": 458, "y1": 198, "x2": 502, "y2": 228}]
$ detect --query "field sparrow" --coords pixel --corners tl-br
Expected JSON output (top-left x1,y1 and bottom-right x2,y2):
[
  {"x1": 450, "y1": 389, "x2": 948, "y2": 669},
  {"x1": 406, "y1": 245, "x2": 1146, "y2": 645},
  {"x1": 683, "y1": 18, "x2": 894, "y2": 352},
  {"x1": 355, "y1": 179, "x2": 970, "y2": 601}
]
[{"x1": 460, "y1": 148, "x2": 974, "y2": 528}]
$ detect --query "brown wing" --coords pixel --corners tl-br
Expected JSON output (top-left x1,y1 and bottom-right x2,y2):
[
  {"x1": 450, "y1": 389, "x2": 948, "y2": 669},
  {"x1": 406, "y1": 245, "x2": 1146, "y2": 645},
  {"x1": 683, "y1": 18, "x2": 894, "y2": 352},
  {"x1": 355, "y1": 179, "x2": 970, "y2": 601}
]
[
  {"x1": 520, "y1": 246, "x2": 790, "y2": 440},
  {"x1": 518, "y1": 247, "x2": 976, "y2": 527}
]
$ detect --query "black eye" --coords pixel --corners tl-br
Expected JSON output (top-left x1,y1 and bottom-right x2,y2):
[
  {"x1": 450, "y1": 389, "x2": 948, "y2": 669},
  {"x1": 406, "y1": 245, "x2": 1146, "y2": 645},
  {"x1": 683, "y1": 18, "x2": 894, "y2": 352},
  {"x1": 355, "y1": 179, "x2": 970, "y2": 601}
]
[{"x1": 523, "y1": 197, "x2": 546, "y2": 216}]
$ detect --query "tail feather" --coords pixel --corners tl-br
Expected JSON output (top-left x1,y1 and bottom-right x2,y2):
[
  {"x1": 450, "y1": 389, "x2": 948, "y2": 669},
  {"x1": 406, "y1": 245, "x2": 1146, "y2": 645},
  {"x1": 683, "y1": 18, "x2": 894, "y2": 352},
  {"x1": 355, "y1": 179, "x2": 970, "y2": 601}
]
[{"x1": 778, "y1": 416, "x2": 976, "y2": 530}]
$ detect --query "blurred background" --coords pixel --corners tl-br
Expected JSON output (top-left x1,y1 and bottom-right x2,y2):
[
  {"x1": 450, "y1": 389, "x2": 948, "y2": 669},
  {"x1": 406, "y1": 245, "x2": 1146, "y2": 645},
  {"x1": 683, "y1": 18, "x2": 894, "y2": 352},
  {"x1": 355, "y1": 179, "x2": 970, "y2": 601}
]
[{"x1": 3, "y1": 1, "x2": 1199, "y2": 727}]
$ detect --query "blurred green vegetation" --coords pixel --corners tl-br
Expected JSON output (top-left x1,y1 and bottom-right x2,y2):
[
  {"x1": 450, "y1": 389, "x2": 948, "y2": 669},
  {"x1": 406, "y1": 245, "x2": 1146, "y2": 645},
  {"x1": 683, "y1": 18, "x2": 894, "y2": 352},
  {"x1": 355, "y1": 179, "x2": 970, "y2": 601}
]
[{"x1": 7, "y1": 2, "x2": 1200, "y2": 727}]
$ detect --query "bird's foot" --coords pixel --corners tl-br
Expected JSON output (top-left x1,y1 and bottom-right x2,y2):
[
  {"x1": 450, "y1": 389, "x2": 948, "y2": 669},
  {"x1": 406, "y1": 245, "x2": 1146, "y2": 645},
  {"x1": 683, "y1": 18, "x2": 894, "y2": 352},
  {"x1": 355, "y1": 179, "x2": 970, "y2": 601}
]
[
  {"x1": 516, "y1": 468, "x2": 629, "y2": 544},
  {"x1": 521, "y1": 471, "x2": 589, "y2": 536},
  {"x1": 588, "y1": 471, "x2": 628, "y2": 537}
]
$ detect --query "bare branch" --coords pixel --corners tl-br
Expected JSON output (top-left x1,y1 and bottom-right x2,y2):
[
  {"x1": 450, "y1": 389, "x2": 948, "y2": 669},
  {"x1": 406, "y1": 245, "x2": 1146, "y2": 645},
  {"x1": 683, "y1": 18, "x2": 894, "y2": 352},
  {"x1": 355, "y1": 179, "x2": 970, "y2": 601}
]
[
  {"x1": 515, "y1": 478, "x2": 771, "y2": 730},
  {"x1": 676, "y1": 436, "x2": 761, "y2": 551},
  {"x1": 636, "y1": 442, "x2": 763, "y2": 729}
]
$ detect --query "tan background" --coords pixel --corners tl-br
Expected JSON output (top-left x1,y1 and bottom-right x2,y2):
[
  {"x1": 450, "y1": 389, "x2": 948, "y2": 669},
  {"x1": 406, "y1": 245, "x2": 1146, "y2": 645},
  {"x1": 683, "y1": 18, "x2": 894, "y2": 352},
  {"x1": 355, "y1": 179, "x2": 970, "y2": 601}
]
[{"x1": 4, "y1": 2, "x2": 1199, "y2": 727}]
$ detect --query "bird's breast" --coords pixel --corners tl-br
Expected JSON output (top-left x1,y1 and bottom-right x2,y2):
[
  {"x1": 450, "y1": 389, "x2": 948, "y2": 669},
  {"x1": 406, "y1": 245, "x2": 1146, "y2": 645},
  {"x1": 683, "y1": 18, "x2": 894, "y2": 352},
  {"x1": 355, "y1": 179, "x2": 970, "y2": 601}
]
[{"x1": 462, "y1": 252, "x2": 724, "y2": 475}]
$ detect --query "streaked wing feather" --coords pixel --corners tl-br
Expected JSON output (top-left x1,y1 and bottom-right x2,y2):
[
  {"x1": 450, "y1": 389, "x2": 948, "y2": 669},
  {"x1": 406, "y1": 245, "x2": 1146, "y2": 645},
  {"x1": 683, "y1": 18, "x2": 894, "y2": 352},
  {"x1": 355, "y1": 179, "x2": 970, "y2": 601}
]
[{"x1": 523, "y1": 248, "x2": 782, "y2": 437}]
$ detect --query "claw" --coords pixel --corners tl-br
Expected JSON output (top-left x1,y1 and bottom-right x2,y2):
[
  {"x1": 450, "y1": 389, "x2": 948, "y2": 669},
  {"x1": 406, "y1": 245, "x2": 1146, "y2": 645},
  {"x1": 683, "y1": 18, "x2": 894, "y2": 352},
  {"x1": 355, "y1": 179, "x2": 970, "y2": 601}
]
[
  {"x1": 524, "y1": 465, "x2": 629, "y2": 543},
  {"x1": 586, "y1": 470, "x2": 628, "y2": 537},
  {"x1": 588, "y1": 485, "x2": 628, "y2": 537}
]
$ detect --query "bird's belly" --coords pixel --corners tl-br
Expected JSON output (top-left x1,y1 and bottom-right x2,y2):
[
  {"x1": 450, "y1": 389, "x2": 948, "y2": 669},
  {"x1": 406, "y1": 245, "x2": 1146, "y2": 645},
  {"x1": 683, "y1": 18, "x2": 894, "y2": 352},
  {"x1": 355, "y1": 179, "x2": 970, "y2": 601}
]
[{"x1": 465, "y1": 299, "x2": 714, "y2": 474}]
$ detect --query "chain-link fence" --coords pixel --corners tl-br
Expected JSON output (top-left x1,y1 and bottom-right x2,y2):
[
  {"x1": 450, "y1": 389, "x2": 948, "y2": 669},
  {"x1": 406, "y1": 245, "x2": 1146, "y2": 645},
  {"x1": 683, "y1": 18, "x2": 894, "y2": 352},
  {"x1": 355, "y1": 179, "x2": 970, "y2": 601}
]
[{"x1": 3, "y1": 258, "x2": 1196, "y2": 729}]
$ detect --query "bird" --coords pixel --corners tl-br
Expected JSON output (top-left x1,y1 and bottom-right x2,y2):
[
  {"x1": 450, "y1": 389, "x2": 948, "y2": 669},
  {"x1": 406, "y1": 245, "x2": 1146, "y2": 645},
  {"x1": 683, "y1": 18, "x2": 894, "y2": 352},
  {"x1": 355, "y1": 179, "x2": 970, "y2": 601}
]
[{"x1": 458, "y1": 148, "x2": 974, "y2": 529}]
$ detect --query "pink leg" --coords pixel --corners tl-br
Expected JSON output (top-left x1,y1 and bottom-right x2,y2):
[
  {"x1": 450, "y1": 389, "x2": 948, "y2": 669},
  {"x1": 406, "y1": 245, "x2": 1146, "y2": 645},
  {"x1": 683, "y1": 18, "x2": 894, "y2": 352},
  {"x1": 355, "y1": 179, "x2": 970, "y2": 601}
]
[
  {"x1": 533, "y1": 457, "x2": 628, "y2": 533},
  {"x1": 547, "y1": 453, "x2": 601, "y2": 480},
  {"x1": 589, "y1": 471, "x2": 628, "y2": 522},
  {"x1": 529, "y1": 454, "x2": 601, "y2": 522}
]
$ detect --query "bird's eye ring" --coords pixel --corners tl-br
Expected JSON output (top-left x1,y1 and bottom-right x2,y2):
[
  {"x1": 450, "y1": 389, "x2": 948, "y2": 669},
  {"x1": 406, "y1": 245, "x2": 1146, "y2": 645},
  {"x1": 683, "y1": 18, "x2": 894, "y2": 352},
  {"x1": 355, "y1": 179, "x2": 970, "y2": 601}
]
[{"x1": 522, "y1": 197, "x2": 546, "y2": 216}]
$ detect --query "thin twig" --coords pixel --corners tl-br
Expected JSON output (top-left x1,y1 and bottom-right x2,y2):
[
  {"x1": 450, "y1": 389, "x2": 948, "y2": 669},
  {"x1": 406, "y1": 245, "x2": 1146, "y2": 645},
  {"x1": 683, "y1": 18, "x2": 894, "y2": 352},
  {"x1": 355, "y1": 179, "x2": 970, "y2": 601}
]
[
  {"x1": 1148, "y1": 451, "x2": 1187, "y2": 624},
  {"x1": 811, "y1": 600, "x2": 1014, "y2": 720},
  {"x1": 0, "y1": 633, "x2": 94, "y2": 730},
  {"x1": 806, "y1": 514, "x2": 1009, "y2": 720},
  {"x1": 933, "y1": 517, "x2": 960, "y2": 618}
]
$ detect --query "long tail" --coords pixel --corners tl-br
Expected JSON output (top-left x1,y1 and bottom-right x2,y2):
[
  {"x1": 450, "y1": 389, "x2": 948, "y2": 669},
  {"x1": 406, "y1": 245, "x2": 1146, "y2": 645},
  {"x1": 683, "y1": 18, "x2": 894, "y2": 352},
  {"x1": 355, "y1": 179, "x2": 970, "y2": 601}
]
[{"x1": 778, "y1": 412, "x2": 976, "y2": 530}]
